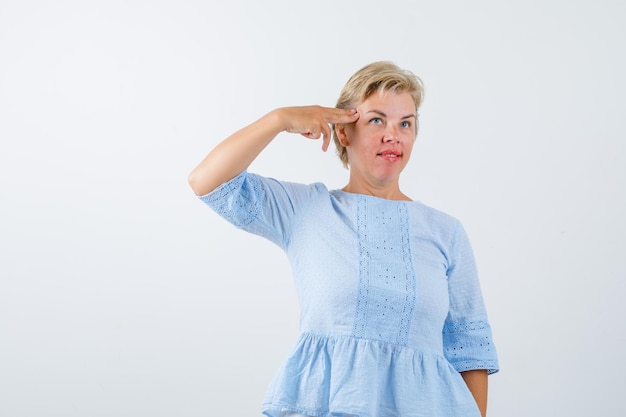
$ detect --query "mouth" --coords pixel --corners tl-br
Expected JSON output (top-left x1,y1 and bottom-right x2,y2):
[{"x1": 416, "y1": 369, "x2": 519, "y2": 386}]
[{"x1": 377, "y1": 150, "x2": 401, "y2": 162}]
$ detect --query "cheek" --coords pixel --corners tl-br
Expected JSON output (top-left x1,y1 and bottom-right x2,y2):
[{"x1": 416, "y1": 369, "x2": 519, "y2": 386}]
[
  {"x1": 345, "y1": 124, "x2": 363, "y2": 142},
  {"x1": 403, "y1": 140, "x2": 415, "y2": 158},
  {"x1": 347, "y1": 127, "x2": 375, "y2": 148},
  {"x1": 350, "y1": 124, "x2": 366, "y2": 139}
]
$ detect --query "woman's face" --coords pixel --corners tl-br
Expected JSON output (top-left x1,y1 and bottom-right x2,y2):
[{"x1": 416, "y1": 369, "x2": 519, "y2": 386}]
[{"x1": 340, "y1": 91, "x2": 417, "y2": 189}]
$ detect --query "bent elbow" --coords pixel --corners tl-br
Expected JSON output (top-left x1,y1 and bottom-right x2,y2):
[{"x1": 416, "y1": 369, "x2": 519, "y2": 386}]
[{"x1": 188, "y1": 170, "x2": 208, "y2": 196}]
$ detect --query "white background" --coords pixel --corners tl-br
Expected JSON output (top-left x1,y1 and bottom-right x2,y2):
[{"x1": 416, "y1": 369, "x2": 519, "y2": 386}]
[{"x1": 1, "y1": 0, "x2": 625, "y2": 416}]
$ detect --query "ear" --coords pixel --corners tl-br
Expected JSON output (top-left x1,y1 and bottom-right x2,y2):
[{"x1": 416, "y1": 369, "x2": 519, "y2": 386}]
[{"x1": 335, "y1": 123, "x2": 350, "y2": 146}]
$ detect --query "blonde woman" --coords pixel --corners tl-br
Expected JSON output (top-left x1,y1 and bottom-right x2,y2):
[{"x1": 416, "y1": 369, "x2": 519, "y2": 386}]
[{"x1": 189, "y1": 61, "x2": 498, "y2": 417}]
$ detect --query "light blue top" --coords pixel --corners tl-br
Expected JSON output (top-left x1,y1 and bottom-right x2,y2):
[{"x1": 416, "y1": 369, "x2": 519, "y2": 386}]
[{"x1": 200, "y1": 171, "x2": 498, "y2": 417}]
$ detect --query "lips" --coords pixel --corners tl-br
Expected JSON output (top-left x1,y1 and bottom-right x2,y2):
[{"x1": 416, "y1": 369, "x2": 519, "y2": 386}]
[{"x1": 377, "y1": 149, "x2": 402, "y2": 162}]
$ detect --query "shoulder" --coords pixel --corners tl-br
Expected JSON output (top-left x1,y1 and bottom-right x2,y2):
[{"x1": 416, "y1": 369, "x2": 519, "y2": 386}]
[
  {"x1": 251, "y1": 174, "x2": 329, "y2": 207},
  {"x1": 262, "y1": 175, "x2": 328, "y2": 195},
  {"x1": 406, "y1": 201, "x2": 475, "y2": 259},
  {"x1": 203, "y1": 171, "x2": 328, "y2": 199},
  {"x1": 409, "y1": 200, "x2": 463, "y2": 231}
]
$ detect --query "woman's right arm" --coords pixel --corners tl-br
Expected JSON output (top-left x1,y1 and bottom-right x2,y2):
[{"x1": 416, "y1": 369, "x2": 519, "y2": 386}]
[{"x1": 188, "y1": 106, "x2": 359, "y2": 196}]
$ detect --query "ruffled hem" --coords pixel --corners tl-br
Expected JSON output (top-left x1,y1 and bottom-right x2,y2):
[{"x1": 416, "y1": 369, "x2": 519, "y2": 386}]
[{"x1": 262, "y1": 333, "x2": 481, "y2": 417}]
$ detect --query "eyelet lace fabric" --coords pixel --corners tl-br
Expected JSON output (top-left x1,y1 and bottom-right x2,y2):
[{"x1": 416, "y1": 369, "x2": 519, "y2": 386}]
[
  {"x1": 200, "y1": 172, "x2": 259, "y2": 228},
  {"x1": 199, "y1": 171, "x2": 499, "y2": 417},
  {"x1": 353, "y1": 195, "x2": 416, "y2": 346},
  {"x1": 443, "y1": 319, "x2": 498, "y2": 374}
]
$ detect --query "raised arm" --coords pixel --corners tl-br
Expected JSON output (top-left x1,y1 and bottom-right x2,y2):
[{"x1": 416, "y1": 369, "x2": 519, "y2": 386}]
[{"x1": 188, "y1": 106, "x2": 359, "y2": 196}]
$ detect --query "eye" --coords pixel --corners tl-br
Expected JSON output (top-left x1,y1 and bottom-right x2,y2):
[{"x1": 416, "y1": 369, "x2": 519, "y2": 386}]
[
  {"x1": 400, "y1": 120, "x2": 411, "y2": 128},
  {"x1": 369, "y1": 117, "x2": 383, "y2": 125}
]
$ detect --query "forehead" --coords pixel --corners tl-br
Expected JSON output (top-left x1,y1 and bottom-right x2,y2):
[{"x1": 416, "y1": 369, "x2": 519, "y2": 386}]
[{"x1": 358, "y1": 90, "x2": 417, "y2": 114}]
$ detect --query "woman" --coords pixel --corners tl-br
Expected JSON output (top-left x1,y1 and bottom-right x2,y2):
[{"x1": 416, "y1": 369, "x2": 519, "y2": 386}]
[{"x1": 189, "y1": 61, "x2": 498, "y2": 417}]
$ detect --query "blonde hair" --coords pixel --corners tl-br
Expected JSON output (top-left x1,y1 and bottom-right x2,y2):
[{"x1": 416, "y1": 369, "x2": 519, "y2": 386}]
[{"x1": 332, "y1": 61, "x2": 424, "y2": 168}]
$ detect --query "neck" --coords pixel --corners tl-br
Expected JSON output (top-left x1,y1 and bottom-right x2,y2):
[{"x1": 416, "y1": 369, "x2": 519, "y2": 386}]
[{"x1": 341, "y1": 180, "x2": 412, "y2": 201}]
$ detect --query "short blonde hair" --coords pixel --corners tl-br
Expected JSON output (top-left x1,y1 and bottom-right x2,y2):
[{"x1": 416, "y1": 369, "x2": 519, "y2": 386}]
[{"x1": 332, "y1": 61, "x2": 424, "y2": 168}]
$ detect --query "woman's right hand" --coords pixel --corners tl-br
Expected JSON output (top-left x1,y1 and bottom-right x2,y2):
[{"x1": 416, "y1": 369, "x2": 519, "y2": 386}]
[{"x1": 276, "y1": 106, "x2": 359, "y2": 151}]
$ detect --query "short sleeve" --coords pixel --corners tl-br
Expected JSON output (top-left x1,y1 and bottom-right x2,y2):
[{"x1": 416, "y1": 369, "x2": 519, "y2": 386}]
[
  {"x1": 197, "y1": 171, "x2": 321, "y2": 249},
  {"x1": 442, "y1": 221, "x2": 499, "y2": 374}
]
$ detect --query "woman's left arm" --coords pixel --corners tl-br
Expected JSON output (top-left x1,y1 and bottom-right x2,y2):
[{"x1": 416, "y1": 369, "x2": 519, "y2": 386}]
[{"x1": 461, "y1": 369, "x2": 488, "y2": 417}]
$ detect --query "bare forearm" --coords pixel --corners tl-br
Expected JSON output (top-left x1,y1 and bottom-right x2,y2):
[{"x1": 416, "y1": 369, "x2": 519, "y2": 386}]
[
  {"x1": 188, "y1": 109, "x2": 284, "y2": 196},
  {"x1": 188, "y1": 106, "x2": 359, "y2": 196},
  {"x1": 461, "y1": 369, "x2": 488, "y2": 417}
]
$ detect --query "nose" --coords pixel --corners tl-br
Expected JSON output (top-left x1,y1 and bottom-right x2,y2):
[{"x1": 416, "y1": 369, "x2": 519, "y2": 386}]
[{"x1": 383, "y1": 125, "x2": 400, "y2": 142}]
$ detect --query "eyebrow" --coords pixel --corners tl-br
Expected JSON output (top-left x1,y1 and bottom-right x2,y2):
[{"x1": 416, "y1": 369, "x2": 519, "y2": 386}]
[{"x1": 366, "y1": 110, "x2": 416, "y2": 119}]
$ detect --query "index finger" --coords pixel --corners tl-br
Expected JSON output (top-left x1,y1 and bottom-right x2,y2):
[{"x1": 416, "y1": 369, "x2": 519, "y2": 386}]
[
  {"x1": 323, "y1": 107, "x2": 359, "y2": 124},
  {"x1": 321, "y1": 123, "x2": 332, "y2": 152}
]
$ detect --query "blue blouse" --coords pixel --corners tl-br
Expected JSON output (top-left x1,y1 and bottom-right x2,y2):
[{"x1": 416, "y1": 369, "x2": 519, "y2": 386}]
[{"x1": 200, "y1": 171, "x2": 498, "y2": 417}]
